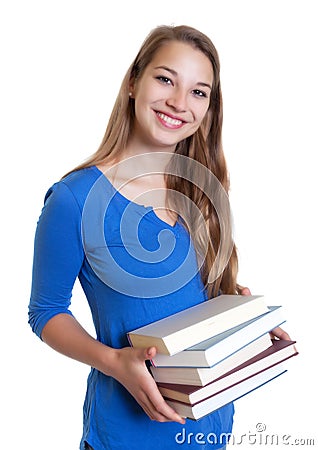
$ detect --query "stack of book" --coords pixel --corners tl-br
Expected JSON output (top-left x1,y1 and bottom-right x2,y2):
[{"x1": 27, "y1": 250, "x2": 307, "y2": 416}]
[{"x1": 127, "y1": 295, "x2": 298, "y2": 420}]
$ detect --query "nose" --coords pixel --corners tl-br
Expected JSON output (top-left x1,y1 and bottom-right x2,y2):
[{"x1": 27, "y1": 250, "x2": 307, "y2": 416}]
[{"x1": 166, "y1": 88, "x2": 188, "y2": 112}]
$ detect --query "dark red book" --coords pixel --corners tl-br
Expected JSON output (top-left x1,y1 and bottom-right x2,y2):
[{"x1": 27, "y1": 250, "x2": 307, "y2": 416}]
[
  {"x1": 165, "y1": 361, "x2": 288, "y2": 420},
  {"x1": 160, "y1": 340, "x2": 298, "y2": 406}
]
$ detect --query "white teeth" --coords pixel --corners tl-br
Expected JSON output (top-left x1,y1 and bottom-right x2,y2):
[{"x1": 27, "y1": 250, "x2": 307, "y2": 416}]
[{"x1": 157, "y1": 112, "x2": 182, "y2": 126}]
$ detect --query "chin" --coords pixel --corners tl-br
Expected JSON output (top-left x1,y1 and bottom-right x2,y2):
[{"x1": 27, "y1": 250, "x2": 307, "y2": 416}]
[{"x1": 153, "y1": 132, "x2": 188, "y2": 150}]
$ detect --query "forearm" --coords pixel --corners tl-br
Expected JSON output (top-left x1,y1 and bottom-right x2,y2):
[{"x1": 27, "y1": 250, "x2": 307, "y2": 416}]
[
  {"x1": 41, "y1": 313, "x2": 185, "y2": 423},
  {"x1": 41, "y1": 313, "x2": 118, "y2": 375}
]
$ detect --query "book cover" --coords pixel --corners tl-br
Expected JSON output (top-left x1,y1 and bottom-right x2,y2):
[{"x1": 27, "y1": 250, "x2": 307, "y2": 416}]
[
  {"x1": 151, "y1": 305, "x2": 284, "y2": 367},
  {"x1": 157, "y1": 339, "x2": 298, "y2": 402},
  {"x1": 128, "y1": 294, "x2": 269, "y2": 355}
]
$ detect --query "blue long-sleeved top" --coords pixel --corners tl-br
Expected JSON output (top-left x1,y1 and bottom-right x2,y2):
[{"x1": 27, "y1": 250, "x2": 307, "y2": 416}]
[{"x1": 29, "y1": 166, "x2": 234, "y2": 450}]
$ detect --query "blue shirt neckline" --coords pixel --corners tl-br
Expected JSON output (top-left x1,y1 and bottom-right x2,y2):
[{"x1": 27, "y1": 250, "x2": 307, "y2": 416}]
[{"x1": 91, "y1": 164, "x2": 180, "y2": 231}]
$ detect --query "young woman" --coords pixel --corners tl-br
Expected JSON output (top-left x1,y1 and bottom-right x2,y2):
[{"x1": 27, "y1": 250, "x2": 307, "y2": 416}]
[{"x1": 28, "y1": 25, "x2": 289, "y2": 450}]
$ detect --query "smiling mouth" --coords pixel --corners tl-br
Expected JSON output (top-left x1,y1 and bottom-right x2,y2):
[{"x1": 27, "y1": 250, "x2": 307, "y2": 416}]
[{"x1": 156, "y1": 112, "x2": 184, "y2": 127}]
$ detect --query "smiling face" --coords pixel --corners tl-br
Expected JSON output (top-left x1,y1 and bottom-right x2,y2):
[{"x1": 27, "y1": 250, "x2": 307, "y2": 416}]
[{"x1": 129, "y1": 41, "x2": 213, "y2": 152}]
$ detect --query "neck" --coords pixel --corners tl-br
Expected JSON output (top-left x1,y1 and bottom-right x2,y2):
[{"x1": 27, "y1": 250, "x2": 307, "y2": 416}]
[
  {"x1": 123, "y1": 128, "x2": 176, "y2": 157},
  {"x1": 115, "y1": 136, "x2": 175, "y2": 181},
  {"x1": 108, "y1": 152, "x2": 171, "y2": 187}
]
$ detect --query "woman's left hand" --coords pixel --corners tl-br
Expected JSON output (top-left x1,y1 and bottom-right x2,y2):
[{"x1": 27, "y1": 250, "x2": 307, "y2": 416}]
[
  {"x1": 269, "y1": 326, "x2": 291, "y2": 341},
  {"x1": 239, "y1": 286, "x2": 292, "y2": 341}
]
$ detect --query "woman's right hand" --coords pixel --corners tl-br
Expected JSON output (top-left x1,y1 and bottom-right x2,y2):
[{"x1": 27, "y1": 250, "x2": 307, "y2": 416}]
[
  {"x1": 41, "y1": 314, "x2": 184, "y2": 423},
  {"x1": 109, "y1": 346, "x2": 186, "y2": 424}
]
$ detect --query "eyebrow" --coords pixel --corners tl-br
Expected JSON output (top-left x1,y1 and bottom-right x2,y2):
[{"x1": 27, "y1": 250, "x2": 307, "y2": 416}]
[{"x1": 154, "y1": 65, "x2": 212, "y2": 90}]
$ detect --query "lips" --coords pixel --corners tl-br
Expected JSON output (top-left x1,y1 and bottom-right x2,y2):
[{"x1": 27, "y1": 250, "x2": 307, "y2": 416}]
[{"x1": 156, "y1": 111, "x2": 185, "y2": 128}]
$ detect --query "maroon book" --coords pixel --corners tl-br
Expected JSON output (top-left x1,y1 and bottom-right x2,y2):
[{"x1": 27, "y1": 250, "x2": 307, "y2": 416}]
[
  {"x1": 165, "y1": 361, "x2": 289, "y2": 420},
  {"x1": 158, "y1": 339, "x2": 298, "y2": 405}
]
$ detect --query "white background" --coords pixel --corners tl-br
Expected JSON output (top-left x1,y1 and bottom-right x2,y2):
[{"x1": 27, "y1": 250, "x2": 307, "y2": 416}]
[{"x1": 1, "y1": 0, "x2": 317, "y2": 448}]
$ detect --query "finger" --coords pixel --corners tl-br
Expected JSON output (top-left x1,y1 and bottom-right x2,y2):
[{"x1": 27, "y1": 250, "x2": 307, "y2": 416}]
[
  {"x1": 241, "y1": 287, "x2": 251, "y2": 296},
  {"x1": 123, "y1": 377, "x2": 169, "y2": 422},
  {"x1": 126, "y1": 355, "x2": 185, "y2": 423},
  {"x1": 135, "y1": 384, "x2": 183, "y2": 423},
  {"x1": 270, "y1": 326, "x2": 291, "y2": 341},
  {"x1": 237, "y1": 284, "x2": 251, "y2": 295},
  {"x1": 139, "y1": 395, "x2": 175, "y2": 422},
  {"x1": 146, "y1": 378, "x2": 185, "y2": 424},
  {"x1": 138, "y1": 372, "x2": 185, "y2": 423},
  {"x1": 145, "y1": 346, "x2": 157, "y2": 360},
  {"x1": 135, "y1": 346, "x2": 157, "y2": 362},
  {"x1": 150, "y1": 397, "x2": 185, "y2": 424},
  {"x1": 136, "y1": 392, "x2": 161, "y2": 421}
]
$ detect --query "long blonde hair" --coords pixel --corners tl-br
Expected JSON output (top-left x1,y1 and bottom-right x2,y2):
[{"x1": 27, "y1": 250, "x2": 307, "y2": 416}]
[{"x1": 69, "y1": 25, "x2": 239, "y2": 297}]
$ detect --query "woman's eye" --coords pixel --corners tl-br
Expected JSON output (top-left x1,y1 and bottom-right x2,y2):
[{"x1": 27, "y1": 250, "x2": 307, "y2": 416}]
[
  {"x1": 156, "y1": 76, "x2": 172, "y2": 85},
  {"x1": 192, "y1": 89, "x2": 208, "y2": 98}
]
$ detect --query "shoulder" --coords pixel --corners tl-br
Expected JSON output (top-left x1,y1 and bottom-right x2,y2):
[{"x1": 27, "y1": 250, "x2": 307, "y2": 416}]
[{"x1": 44, "y1": 166, "x2": 102, "y2": 212}]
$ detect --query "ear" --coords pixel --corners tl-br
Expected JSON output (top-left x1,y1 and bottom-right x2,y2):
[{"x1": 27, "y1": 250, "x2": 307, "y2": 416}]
[{"x1": 129, "y1": 78, "x2": 136, "y2": 98}]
